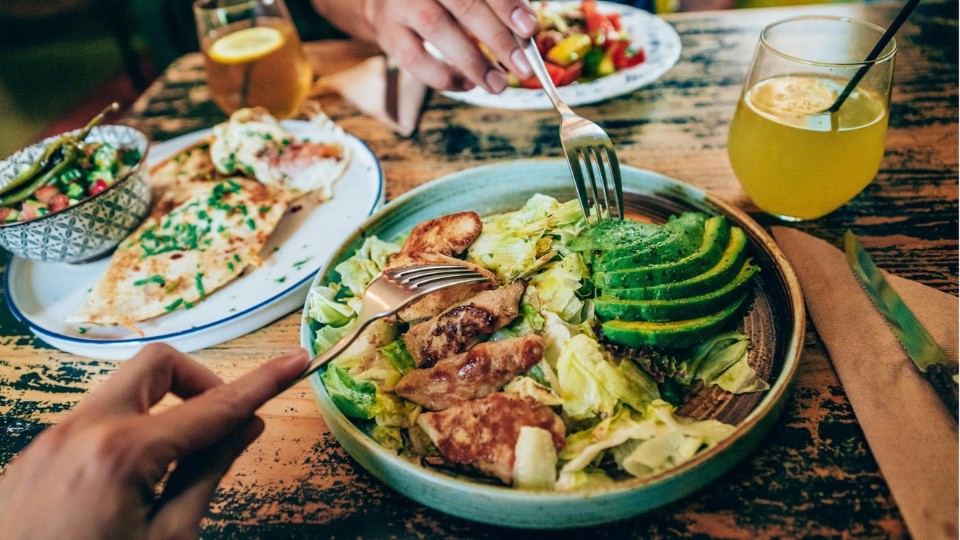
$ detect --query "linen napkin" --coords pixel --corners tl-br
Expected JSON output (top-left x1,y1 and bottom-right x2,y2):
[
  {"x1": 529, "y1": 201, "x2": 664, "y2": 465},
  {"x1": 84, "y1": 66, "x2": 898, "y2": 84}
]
[
  {"x1": 772, "y1": 226, "x2": 958, "y2": 540},
  {"x1": 315, "y1": 55, "x2": 427, "y2": 137}
]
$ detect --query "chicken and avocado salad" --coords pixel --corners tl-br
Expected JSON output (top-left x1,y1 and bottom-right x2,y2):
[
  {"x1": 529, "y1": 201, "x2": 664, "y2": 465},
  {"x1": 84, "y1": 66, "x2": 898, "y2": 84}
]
[{"x1": 304, "y1": 194, "x2": 767, "y2": 490}]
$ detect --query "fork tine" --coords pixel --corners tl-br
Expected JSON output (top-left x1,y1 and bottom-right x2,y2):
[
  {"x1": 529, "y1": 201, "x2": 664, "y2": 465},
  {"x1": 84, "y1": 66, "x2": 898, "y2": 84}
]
[
  {"x1": 389, "y1": 264, "x2": 465, "y2": 279},
  {"x1": 564, "y1": 146, "x2": 590, "y2": 220},
  {"x1": 591, "y1": 146, "x2": 613, "y2": 220},
  {"x1": 411, "y1": 275, "x2": 490, "y2": 294},
  {"x1": 580, "y1": 148, "x2": 603, "y2": 221},
  {"x1": 403, "y1": 269, "x2": 484, "y2": 286},
  {"x1": 603, "y1": 146, "x2": 624, "y2": 220},
  {"x1": 393, "y1": 266, "x2": 479, "y2": 280}
]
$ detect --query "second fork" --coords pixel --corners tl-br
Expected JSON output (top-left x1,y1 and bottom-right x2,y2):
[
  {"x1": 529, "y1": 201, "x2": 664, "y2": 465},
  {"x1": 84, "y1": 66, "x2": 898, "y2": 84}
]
[{"x1": 515, "y1": 36, "x2": 624, "y2": 222}]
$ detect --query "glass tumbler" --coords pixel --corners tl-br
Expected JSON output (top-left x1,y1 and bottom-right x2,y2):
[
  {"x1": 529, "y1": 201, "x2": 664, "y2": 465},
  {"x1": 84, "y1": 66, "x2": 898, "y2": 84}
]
[
  {"x1": 194, "y1": 0, "x2": 313, "y2": 118},
  {"x1": 726, "y1": 16, "x2": 896, "y2": 221}
]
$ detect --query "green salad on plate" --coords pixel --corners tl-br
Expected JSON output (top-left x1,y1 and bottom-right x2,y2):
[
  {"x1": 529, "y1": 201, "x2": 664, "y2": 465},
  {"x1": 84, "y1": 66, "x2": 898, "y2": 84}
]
[{"x1": 305, "y1": 194, "x2": 767, "y2": 490}]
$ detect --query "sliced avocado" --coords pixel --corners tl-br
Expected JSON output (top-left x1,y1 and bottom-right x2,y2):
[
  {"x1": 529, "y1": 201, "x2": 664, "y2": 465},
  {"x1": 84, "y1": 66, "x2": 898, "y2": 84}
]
[
  {"x1": 601, "y1": 294, "x2": 748, "y2": 349},
  {"x1": 604, "y1": 227, "x2": 751, "y2": 301},
  {"x1": 594, "y1": 262, "x2": 758, "y2": 322},
  {"x1": 595, "y1": 230, "x2": 692, "y2": 272},
  {"x1": 593, "y1": 216, "x2": 730, "y2": 289},
  {"x1": 568, "y1": 219, "x2": 664, "y2": 252},
  {"x1": 596, "y1": 212, "x2": 707, "y2": 263}
]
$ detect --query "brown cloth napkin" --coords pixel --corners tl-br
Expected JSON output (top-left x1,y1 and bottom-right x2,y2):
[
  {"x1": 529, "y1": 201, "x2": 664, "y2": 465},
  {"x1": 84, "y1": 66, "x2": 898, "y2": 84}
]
[
  {"x1": 773, "y1": 226, "x2": 958, "y2": 540},
  {"x1": 315, "y1": 55, "x2": 427, "y2": 137}
]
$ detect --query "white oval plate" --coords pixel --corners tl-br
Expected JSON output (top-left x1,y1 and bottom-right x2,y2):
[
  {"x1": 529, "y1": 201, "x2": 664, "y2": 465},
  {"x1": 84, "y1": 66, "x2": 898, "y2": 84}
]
[
  {"x1": 440, "y1": 1, "x2": 681, "y2": 110},
  {"x1": 4, "y1": 122, "x2": 384, "y2": 360}
]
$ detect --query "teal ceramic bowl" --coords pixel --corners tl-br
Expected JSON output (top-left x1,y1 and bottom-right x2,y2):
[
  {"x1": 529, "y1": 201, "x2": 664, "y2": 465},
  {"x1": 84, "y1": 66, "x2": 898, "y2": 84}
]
[{"x1": 299, "y1": 159, "x2": 804, "y2": 528}]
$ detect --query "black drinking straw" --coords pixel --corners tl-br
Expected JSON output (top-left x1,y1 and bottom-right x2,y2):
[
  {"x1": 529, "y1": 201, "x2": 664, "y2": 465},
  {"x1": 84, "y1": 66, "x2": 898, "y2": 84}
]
[{"x1": 828, "y1": 0, "x2": 921, "y2": 113}]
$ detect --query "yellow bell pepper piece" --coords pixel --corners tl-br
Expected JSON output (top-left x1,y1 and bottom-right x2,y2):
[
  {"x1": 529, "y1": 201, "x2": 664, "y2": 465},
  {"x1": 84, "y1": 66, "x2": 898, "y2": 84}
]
[
  {"x1": 597, "y1": 49, "x2": 616, "y2": 77},
  {"x1": 545, "y1": 34, "x2": 593, "y2": 66}
]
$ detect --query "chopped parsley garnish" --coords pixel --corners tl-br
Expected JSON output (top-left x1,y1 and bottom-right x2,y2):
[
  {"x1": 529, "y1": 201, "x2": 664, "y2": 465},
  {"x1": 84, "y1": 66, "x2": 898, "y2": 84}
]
[
  {"x1": 275, "y1": 276, "x2": 287, "y2": 283},
  {"x1": 78, "y1": 327, "x2": 88, "y2": 335},
  {"x1": 195, "y1": 272, "x2": 206, "y2": 297},
  {"x1": 165, "y1": 298, "x2": 184, "y2": 312},
  {"x1": 227, "y1": 262, "x2": 235, "y2": 272},
  {"x1": 257, "y1": 206, "x2": 271, "y2": 214},
  {"x1": 273, "y1": 246, "x2": 280, "y2": 253},
  {"x1": 133, "y1": 275, "x2": 166, "y2": 287},
  {"x1": 138, "y1": 200, "x2": 212, "y2": 258},
  {"x1": 246, "y1": 218, "x2": 256, "y2": 230},
  {"x1": 233, "y1": 253, "x2": 241, "y2": 262},
  {"x1": 292, "y1": 257, "x2": 312, "y2": 270}
]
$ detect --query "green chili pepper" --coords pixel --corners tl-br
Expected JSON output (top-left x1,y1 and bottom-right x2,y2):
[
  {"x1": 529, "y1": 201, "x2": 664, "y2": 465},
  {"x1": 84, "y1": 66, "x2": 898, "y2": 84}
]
[
  {"x1": 0, "y1": 145, "x2": 80, "y2": 206},
  {"x1": 0, "y1": 102, "x2": 119, "y2": 201},
  {"x1": 0, "y1": 135, "x2": 70, "y2": 197}
]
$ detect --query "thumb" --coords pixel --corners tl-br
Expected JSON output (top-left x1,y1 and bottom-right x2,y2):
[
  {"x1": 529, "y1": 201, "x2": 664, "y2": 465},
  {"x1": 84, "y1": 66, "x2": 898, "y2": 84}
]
[{"x1": 147, "y1": 416, "x2": 265, "y2": 539}]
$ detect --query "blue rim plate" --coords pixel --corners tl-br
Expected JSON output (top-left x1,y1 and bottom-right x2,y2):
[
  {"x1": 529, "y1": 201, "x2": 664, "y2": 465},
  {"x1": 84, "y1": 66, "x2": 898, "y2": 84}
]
[
  {"x1": 300, "y1": 159, "x2": 804, "y2": 528},
  {"x1": 4, "y1": 122, "x2": 384, "y2": 360},
  {"x1": 439, "y1": 2, "x2": 682, "y2": 110}
]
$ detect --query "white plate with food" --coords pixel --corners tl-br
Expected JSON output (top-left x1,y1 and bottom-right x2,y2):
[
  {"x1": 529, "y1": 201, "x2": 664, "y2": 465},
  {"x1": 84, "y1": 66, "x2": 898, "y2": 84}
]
[
  {"x1": 299, "y1": 160, "x2": 804, "y2": 527},
  {"x1": 5, "y1": 111, "x2": 384, "y2": 360},
  {"x1": 440, "y1": 1, "x2": 681, "y2": 110}
]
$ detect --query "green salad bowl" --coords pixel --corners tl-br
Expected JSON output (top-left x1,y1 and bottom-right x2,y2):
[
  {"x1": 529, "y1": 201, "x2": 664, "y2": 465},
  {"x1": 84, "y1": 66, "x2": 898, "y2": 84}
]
[{"x1": 299, "y1": 159, "x2": 804, "y2": 529}]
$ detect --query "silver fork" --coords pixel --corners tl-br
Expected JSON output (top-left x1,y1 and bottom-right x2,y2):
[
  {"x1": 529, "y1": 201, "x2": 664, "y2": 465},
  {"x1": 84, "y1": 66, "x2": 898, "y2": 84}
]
[
  {"x1": 516, "y1": 36, "x2": 624, "y2": 221},
  {"x1": 293, "y1": 264, "x2": 491, "y2": 384}
]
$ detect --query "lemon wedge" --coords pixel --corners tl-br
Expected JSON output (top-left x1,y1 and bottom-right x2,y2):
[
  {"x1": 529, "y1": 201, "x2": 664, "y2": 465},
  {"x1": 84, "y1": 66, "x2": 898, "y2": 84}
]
[{"x1": 208, "y1": 27, "x2": 284, "y2": 64}]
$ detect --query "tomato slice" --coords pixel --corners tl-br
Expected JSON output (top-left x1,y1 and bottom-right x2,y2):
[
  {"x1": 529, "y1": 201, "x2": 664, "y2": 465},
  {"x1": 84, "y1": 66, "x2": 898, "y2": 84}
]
[
  {"x1": 89, "y1": 179, "x2": 109, "y2": 196},
  {"x1": 519, "y1": 62, "x2": 567, "y2": 89},
  {"x1": 582, "y1": 0, "x2": 615, "y2": 46},
  {"x1": 35, "y1": 185, "x2": 60, "y2": 204},
  {"x1": 558, "y1": 62, "x2": 583, "y2": 87},
  {"x1": 611, "y1": 40, "x2": 646, "y2": 69},
  {"x1": 48, "y1": 194, "x2": 69, "y2": 213}
]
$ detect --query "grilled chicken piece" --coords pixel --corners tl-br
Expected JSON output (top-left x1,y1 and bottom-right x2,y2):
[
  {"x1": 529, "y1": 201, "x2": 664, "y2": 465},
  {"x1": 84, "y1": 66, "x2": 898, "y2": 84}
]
[
  {"x1": 385, "y1": 211, "x2": 492, "y2": 323},
  {"x1": 387, "y1": 211, "x2": 483, "y2": 268},
  {"x1": 417, "y1": 393, "x2": 565, "y2": 484},
  {"x1": 392, "y1": 253, "x2": 497, "y2": 323},
  {"x1": 394, "y1": 335, "x2": 543, "y2": 410},
  {"x1": 403, "y1": 280, "x2": 526, "y2": 368}
]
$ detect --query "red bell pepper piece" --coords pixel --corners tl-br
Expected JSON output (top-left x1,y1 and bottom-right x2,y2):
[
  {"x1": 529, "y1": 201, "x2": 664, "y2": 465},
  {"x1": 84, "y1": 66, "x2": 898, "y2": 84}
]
[
  {"x1": 520, "y1": 62, "x2": 566, "y2": 89},
  {"x1": 611, "y1": 40, "x2": 646, "y2": 69},
  {"x1": 558, "y1": 62, "x2": 583, "y2": 87}
]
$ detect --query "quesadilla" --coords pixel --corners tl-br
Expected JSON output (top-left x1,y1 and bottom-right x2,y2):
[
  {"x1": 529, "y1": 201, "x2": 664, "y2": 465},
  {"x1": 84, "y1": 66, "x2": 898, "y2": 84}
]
[{"x1": 67, "y1": 177, "x2": 287, "y2": 331}]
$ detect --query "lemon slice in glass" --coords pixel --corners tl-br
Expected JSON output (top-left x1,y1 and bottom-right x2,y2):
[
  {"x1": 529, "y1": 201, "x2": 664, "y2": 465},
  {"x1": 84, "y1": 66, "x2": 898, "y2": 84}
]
[{"x1": 208, "y1": 27, "x2": 284, "y2": 64}]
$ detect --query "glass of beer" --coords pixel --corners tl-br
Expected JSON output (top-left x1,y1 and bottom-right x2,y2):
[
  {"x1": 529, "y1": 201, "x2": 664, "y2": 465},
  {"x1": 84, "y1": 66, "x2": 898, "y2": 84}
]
[
  {"x1": 727, "y1": 16, "x2": 896, "y2": 221},
  {"x1": 194, "y1": 0, "x2": 312, "y2": 118}
]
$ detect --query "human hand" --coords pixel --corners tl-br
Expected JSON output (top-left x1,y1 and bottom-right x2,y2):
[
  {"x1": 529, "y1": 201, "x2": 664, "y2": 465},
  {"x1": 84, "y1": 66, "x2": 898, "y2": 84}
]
[
  {"x1": 353, "y1": 0, "x2": 539, "y2": 93},
  {"x1": 0, "y1": 344, "x2": 308, "y2": 540}
]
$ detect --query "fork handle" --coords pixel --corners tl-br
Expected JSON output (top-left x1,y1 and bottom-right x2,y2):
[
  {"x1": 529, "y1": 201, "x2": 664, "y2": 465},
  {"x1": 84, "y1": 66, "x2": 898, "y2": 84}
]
[
  {"x1": 515, "y1": 36, "x2": 576, "y2": 118},
  {"x1": 289, "y1": 311, "x2": 382, "y2": 388}
]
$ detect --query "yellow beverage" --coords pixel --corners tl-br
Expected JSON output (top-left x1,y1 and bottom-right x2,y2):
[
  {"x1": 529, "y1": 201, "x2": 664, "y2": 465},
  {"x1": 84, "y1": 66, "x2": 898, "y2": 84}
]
[
  {"x1": 201, "y1": 18, "x2": 312, "y2": 118},
  {"x1": 727, "y1": 74, "x2": 889, "y2": 220}
]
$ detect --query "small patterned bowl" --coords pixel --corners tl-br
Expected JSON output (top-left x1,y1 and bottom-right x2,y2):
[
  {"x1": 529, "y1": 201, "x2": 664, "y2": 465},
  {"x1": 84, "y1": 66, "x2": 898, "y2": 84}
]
[{"x1": 0, "y1": 125, "x2": 152, "y2": 263}]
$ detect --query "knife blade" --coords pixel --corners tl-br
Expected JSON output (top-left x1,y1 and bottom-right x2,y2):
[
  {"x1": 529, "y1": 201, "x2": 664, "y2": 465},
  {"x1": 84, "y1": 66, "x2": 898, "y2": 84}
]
[{"x1": 844, "y1": 230, "x2": 958, "y2": 420}]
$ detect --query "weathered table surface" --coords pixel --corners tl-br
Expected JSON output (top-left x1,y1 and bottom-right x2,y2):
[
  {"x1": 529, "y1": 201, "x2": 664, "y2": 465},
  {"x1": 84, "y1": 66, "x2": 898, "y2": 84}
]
[{"x1": 1, "y1": 1, "x2": 956, "y2": 537}]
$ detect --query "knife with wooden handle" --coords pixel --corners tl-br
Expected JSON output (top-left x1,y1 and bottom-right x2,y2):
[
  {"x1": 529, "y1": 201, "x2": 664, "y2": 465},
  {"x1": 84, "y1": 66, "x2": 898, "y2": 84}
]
[{"x1": 844, "y1": 230, "x2": 959, "y2": 420}]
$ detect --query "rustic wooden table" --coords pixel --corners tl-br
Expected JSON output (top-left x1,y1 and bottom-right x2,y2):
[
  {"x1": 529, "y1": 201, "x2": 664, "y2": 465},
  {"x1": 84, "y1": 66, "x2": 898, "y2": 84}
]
[{"x1": 1, "y1": 1, "x2": 956, "y2": 537}]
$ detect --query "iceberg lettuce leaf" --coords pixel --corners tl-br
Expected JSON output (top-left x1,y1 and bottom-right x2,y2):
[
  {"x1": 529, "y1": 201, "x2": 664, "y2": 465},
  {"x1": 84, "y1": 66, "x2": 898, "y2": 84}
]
[
  {"x1": 306, "y1": 284, "x2": 355, "y2": 326},
  {"x1": 685, "y1": 331, "x2": 770, "y2": 394},
  {"x1": 320, "y1": 364, "x2": 377, "y2": 419},
  {"x1": 513, "y1": 426, "x2": 558, "y2": 490},
  {"x1": 334, "y1": 236, "x2": 401, "y2": 296}
]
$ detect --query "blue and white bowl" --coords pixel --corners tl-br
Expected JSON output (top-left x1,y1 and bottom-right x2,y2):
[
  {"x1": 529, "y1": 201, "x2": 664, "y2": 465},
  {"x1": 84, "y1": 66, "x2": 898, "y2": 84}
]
[{"x1": 0, "y1": 125, "x2": 151, "y2": 263}]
